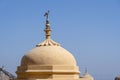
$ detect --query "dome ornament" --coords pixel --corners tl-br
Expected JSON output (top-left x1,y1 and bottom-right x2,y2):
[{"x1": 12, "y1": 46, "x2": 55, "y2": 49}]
[
  {"x1": 82, "y1": 68, "x2": 94, "y2": 80},
  {"x1": 85, "y1": 68, "x2": 88, "y2": 74},
  {"x1": 44, "y1": 10, "x2": 51, "y2": 39},
  {"x1": 44, "y1": 10, "x2": 50, "y2": 20},
  {"x1": 36, "y1": 11, "x2": 60, "y2": 46}
]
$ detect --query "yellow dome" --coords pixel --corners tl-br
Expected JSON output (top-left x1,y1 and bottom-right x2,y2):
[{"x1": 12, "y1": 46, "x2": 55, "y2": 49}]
[
  {"x1": 82, "y1": 69, "x2": 94, "y2": 80},
  {"x1": 21, "y1": 14, "x2": 77, "y2": 67},
  {"x1": 21, "y1": 39, "x2": 77, "y2": 66}
]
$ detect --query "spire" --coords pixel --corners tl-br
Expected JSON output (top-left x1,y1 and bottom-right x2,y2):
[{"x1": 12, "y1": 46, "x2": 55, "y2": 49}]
[
  {"x1": 1, "y1": 66, "x2": 4, "y2": 70},
  {"x1": 85, "y1": 68, "x2": 88, "y2": 74},
  {"x1": 44, "y1": 10, "x2": 51, "y2": 39},
  {"x1": 36, "y1": 11, "x2": 60, "y2": 47},
  {"x1": 82, "y1": 68, "x2": 94, "y2": 80}
]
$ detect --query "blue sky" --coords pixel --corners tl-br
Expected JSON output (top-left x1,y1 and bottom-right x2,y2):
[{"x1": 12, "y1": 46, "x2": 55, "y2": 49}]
[{"x1": 0, "y1": 0, "x2": 120, "y2": 80}]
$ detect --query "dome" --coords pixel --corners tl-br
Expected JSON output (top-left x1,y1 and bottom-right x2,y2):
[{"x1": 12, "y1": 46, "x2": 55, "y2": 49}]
[
  {"x1": 82, "y1": 69, "x2": 94, "y2": 80},
  {"x1": 17, "y1": 12, "x2": 81, "y2": 80},
  {"x1": 21, "y1": 44, "x2": 77, "y2": 66},
  {"x1": 21, "y1": 16, "x2": 77, "y2": 66}
]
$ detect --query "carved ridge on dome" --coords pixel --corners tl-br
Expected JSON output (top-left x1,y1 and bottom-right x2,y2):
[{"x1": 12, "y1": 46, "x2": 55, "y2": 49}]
[{"x1": 36, "y1": 39, "x2": 60, "y2": 47}]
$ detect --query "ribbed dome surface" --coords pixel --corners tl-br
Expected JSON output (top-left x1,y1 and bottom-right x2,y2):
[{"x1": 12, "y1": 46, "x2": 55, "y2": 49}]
[{"x1": 21, "y1": 46, "x2": 77, "y2": 66}]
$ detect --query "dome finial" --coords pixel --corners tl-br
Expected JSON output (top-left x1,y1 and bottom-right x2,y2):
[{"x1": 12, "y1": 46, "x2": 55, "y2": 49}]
[
  {"x1": 44, "y1": 10, "x2": 51, "y2": 39},
  {"x1": 44, "y1": 10, "x2": 50, "y2": 20},
  {"x1": 36, "y1": 11, "x2": 60, "y2": 46},
  {"x1": 85, "y1": 68, "x2": 88, "y2": 74}
]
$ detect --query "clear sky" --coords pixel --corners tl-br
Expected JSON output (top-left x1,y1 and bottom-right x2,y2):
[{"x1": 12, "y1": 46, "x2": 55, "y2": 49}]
[{"x1": 0, "y1": 0, "x2": 120, "y2": 80}]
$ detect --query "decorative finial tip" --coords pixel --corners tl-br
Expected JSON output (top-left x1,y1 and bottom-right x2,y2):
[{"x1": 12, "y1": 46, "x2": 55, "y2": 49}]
[
  {"x1": 44, "y1": 10, "x2": 51, "y2": 39},
  {"x1": 1, "y1": 66, "x2": 4, "y2": 70},
  {"x1": 36, "y1": 11, "x2": 60, "y2": 47},
  {"x1": 85, "y1": 68, "x2": 88, "y2": 74},
  {"x1": 44, "y1": 10, "x2": 50, "y2": 20}
]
